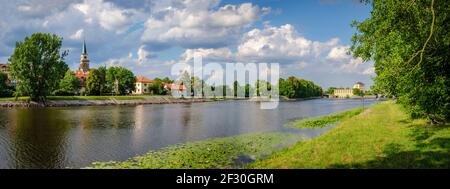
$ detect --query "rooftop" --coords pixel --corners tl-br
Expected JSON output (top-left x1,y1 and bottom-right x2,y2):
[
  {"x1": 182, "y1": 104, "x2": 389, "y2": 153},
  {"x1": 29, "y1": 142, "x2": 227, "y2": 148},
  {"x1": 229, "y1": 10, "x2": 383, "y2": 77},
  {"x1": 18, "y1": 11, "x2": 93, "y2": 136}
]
[{"x1": 136, "y1": 76, "x2": 155, "y2": 83}]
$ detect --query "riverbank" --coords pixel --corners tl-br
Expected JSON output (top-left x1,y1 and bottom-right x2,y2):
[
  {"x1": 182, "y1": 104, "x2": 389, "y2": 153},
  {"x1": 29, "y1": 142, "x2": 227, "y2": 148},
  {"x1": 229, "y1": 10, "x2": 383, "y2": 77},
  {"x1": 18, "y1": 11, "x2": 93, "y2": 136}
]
[
  {"x1": 0, "y1": 96, "x2": 215, "y2": 107},
  {"x1": 251, "y1": 101, "x2": 450, "y2": 168},
  {"x1": 0, "y1": 95, "x2": 325, "y2": 108}
]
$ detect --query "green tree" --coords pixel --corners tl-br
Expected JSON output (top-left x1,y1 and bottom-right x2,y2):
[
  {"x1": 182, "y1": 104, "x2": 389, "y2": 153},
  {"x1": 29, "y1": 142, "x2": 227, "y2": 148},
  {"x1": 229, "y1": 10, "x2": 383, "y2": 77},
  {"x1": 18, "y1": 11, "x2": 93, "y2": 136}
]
[
  {"x1": 352, "y1": 88, "x2": 364, "y2": 97},
  {"x1": 8, "y1": 33, "x2": 68, "y2": 102},
  {"x1": 279, "y1": 76, "x2": 322, "y2": 98},
  {"x1": 0, "y1": 73, "x2": 13, "y2": 97},
  {"x1": 105, "y1": 67, "x2": 135, "y2": 95},
  {"x1": 148, "y1": 80, "x2": 166, "y2": 95},
  {"x1": 326, "y1": 87, "x2": 336, "y2": 95},
  {"x1": 351, "y1": 0, "x2": 449, "y2": 123},
  {"x1": 54, "y1": 70, "x2": 80, "y2": 96},
  {"x1": 86, "y1": 68, "x2": 105, "y2": 95},
  {"x1": 97, "y1": 66, "x2": 109, "y2": 94}
]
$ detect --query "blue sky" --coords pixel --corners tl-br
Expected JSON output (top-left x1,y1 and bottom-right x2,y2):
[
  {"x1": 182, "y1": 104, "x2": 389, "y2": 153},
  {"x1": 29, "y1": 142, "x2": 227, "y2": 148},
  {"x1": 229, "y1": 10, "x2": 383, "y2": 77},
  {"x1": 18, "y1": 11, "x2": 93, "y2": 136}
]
[{"x1": 0, "y1": 0, "x2": 374, "y2": 88}]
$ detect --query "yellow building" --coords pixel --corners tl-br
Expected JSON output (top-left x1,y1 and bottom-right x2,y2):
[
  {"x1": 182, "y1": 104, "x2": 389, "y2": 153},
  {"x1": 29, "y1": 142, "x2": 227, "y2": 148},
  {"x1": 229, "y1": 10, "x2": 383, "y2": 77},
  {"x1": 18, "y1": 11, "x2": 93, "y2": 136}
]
[{"x1": 333, "y1": 82, "x2": 365, "y2": 98}]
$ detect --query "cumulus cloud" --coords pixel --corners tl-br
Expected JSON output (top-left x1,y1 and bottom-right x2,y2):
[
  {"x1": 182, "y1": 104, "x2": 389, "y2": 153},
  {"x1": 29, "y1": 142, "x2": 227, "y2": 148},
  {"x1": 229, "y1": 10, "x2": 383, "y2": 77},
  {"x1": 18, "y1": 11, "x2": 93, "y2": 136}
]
[
  {"x1": 236, "y1": 24, "x2": 339, "y2": 63},
  {"x1": 70, "y1": 29, "x2": 84, "y2": 40},
  {"x1": 181, "y1": 48, "x2": 234, "y2": 63},
  {"x1": 327, "y1": 45, "x2": 350, "y2": 61},
  {"x1": 141, "y1": 0, "x2": 269, "y2": 50},
  {"x1": 74, "y1": 0, "x2": 140, "y2": 33},
  {"x1": 137, "y1": 45, "x2": 151, "y2": 63}
]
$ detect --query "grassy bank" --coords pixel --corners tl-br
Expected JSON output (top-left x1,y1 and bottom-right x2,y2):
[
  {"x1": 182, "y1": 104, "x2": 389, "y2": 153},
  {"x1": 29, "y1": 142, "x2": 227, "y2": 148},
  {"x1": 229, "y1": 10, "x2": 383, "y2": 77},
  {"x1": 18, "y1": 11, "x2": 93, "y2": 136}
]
[
  {"x1": 286, "y1": 107, "x2": 364, "y2": 129},
  {"x1": 86, "y1": 132, "x2": 307, "y2": 169},
  {"x1": 250, "y1": 101, "x2": 450, "y2": 168}
]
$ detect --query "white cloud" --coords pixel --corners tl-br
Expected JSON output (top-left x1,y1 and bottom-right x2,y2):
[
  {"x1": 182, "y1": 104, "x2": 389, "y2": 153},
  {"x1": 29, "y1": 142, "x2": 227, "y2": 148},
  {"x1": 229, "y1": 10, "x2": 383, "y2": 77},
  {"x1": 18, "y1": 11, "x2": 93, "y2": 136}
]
[
  {"x1": 236, "y1": 24, "x2": 338, "y2": 63},
  {"x1": 137, "y1": 46, "x2": 151, "y2": 64},
  {"x1": 181, "y1": 48, "x2": 234, "y2": 63},
  {"x1": 74, "y1": 0, "x2": 137, "y2": 33},
  {"x1": 327, "y1": 45, "x2": 350, "y2": 61},
  {"x1": 70, "y1": 29, "x2": 84, "y2": 40},
  {"x1": 362, "y1": 67, "x2": 375, "y2": 76},
  {"x1": 141, "y1": 0, "x2": 269, "y2": 49}
]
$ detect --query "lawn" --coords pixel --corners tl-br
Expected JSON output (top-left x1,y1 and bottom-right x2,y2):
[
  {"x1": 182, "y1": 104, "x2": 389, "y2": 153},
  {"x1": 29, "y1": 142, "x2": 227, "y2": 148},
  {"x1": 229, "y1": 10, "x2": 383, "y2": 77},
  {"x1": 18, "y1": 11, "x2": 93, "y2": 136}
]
[
  {"x1": 286, "y1": 107, "x2": 364, "y2": 129},
  {"x1": 250, "y1": 101, "x2": 450, "y2": 168}
]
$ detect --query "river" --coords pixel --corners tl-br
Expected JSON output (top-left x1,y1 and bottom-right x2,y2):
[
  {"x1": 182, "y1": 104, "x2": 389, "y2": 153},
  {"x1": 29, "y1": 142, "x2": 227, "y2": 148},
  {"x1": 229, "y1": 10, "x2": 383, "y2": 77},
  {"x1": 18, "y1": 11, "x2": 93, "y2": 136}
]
[{"x1": 0, "y1": 98, "x2": 376, "y2": 168}]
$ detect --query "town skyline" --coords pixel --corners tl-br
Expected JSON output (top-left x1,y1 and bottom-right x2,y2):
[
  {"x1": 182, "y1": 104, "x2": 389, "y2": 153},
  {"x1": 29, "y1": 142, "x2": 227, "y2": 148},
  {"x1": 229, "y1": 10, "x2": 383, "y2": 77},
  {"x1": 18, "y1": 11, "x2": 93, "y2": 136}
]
[{"x1": 0, "y1": 0, "x2": 375, "y2": 88}]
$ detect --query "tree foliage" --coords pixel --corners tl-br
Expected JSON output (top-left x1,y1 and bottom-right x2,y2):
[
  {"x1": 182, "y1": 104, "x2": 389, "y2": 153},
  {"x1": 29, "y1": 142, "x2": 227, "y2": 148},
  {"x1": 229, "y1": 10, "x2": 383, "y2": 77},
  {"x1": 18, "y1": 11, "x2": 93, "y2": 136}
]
[
  {"x1": 279, "y1": 76, "x2": 323, "y2": 98},
  {"x1": 54, "y1": 70, "x2": 80, "y2": 96},
  {"x1": 105, "y1": 66, "x2": 135, "y2": 95},
  {"x1": 148, "y1": 80, "x2": 166, "y2": 95},
  {"x1": 0, "y1": 73, "x2": 13, "y2": 97},
  {"x1": 8, "y1": 33, "x2": 68, "y2": 102},
  {"x1": 352, "y1": 88, "x2": 364, "y2": 97},
  {"x1": 86, "y1": 68, "x2": 105, "y2": 95},
  {"x1": 351, "y1": 0, "x2": 449, "y2": 123}
]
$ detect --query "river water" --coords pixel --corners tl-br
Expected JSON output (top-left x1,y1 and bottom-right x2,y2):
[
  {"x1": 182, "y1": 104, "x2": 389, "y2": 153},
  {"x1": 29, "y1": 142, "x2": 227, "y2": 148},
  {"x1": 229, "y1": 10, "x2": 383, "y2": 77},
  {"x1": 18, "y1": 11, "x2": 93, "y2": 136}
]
[{"x1": 0, "y1": 98, "x2": 376, "y2": 168}]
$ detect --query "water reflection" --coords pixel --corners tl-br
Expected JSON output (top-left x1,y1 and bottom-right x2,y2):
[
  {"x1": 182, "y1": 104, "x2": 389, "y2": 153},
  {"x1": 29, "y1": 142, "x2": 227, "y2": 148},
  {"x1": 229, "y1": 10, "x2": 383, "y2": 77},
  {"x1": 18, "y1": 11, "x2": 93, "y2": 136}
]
[{"x1": 0, "y1": 99, "x2": 376, "y2": 168}]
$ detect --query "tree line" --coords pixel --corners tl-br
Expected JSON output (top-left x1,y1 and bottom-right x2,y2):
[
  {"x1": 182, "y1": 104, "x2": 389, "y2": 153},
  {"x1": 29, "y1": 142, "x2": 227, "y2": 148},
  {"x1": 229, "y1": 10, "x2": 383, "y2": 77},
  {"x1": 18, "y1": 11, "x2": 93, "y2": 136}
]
[{"x1": 149, "y1": 71, "x2": 323, "y2": 99}]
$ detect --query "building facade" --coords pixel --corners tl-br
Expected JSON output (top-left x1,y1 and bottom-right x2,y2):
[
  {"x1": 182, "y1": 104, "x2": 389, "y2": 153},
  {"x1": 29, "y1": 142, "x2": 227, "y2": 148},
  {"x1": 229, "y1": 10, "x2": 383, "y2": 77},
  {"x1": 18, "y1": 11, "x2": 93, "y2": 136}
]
[
  {"x1": 332, "y1": 82, "x2": 366, "y2": 98},
  {"x1": 133, "y1": 76, "x2": 155, "y2": 95}
]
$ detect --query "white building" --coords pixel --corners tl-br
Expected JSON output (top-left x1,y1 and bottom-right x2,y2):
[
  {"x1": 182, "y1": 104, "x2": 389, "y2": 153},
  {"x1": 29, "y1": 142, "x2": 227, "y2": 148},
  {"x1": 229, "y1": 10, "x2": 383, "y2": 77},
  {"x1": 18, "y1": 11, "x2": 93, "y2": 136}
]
[{"x1": 133, "y1": 76, "x2": 155, "y2": 95}]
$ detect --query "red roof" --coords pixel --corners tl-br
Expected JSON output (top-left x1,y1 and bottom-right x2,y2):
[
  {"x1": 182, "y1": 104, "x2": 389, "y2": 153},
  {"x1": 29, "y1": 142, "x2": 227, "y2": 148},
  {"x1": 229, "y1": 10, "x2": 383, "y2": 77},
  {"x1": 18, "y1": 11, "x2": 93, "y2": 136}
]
[
  {"x1": 136, "y1": 76, "x2": 155, "y2": 83},
  {"x1": 164, "y1": 83, "x2": 187, "y2": 91},
  {"x1": 74, "y1": 70, "x2": 88, "y2": 79}
]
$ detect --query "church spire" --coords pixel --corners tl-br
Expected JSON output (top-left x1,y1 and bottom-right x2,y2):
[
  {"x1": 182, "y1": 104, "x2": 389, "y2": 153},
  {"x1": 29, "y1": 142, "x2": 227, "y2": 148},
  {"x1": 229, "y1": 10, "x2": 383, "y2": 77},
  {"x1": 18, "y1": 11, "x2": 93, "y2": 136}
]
[
  {"x1": 82, "y1": 39, "x2": 87, "y2": 55},
  {"x1": 79, "y1": 39, "x2": 90, "y2": 73}
]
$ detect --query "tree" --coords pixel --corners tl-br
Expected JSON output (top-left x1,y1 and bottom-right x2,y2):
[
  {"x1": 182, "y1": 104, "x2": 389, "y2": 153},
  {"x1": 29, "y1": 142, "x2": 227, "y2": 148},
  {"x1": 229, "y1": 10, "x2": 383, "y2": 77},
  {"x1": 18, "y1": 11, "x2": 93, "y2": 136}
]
[
  {"x1": 54, "y1": 70, "x2": 80, "y2": 96},
  {"x1": 0, "y1": 73, "x2": 13, "y2": 97},
  {"x1": 8, "y1": 33, "x2": 68, "y2": 102},
  {"x1": 97, "y1": 66, "x2": 109, "y2": 94},
  {"x1": 86, "y1": 68, "x2": 105, "y2": 95},
  {"x1": 105, "y1": 67, "x2": 135, "y2": 95},
  {"x1": 352, "y1": 88, "x2": 364, "y2": 97},
  {"x1": 148, "y1": 80, "x2": 166, "y2": 95},
  {"x1": 279, "y1": 76, "x2": 322, "y2": 98},
  {"x1": 351, "y1": 0, "x2": 449, "y2": 123},
  {"x1": 326, "y1": 87, "x2": 336, "y2": 95}
]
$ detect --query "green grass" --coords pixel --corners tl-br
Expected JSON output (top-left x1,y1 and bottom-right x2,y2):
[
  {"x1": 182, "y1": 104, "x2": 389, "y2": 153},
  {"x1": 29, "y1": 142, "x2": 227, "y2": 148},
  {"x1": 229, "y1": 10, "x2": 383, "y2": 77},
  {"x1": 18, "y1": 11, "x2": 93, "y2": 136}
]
[
  {"x1": 250, "y1": 101, "x2": 450, "y2": 168},
  {"x1": 85, "y1": 132, "x2": 307, "y2": 169},
  {"x1": 286, "y1": 107, "x2": 364, "y2": 129},
  {"x1": 0, "y1": 97, "x2": 31, "y2": 101}
]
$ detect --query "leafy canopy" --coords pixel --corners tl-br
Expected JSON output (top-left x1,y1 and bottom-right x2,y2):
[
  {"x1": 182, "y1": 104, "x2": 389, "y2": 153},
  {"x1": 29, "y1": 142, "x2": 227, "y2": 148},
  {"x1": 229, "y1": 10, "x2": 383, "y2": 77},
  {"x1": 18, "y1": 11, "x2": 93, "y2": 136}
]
[
  {"x1": 9, "y1": 33, "x2": 68, "y2": 102},
  {"x1": 351, "y1": 0, "x2": 449, "y2": 123}
]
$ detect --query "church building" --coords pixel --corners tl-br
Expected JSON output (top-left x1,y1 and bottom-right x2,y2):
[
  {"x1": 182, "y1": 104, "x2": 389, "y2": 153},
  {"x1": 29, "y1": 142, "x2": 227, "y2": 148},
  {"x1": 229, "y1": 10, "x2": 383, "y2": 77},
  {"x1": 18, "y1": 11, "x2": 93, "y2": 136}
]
[{"x1": 75, "y1": 40, "x2": 90, "y2": 87}]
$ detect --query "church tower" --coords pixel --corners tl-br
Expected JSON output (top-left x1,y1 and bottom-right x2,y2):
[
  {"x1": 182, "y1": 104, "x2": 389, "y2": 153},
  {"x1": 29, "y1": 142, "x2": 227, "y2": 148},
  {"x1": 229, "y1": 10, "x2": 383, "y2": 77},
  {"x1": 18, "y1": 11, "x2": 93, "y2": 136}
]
[{"x1": 79, "y1": 40, "x2": 90, "y2": 73}]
